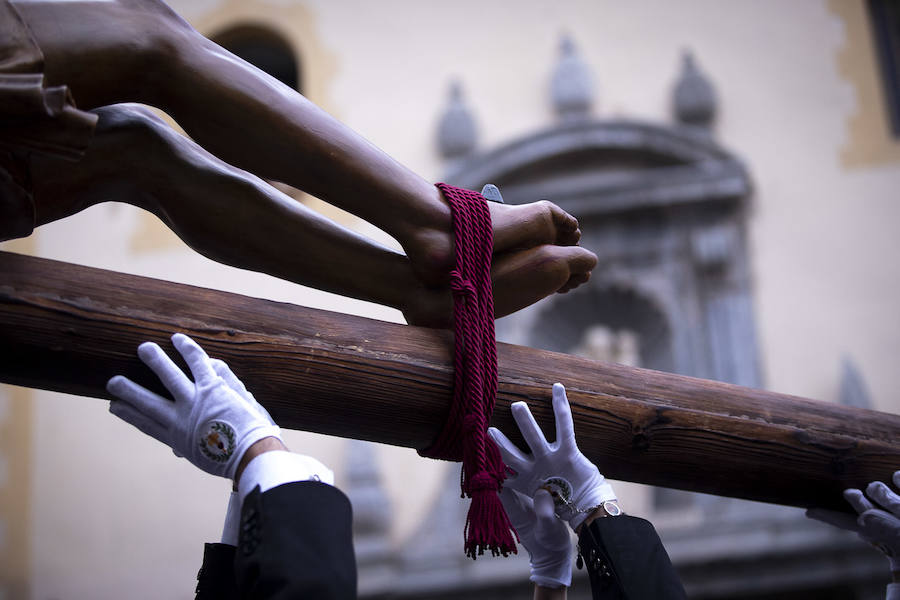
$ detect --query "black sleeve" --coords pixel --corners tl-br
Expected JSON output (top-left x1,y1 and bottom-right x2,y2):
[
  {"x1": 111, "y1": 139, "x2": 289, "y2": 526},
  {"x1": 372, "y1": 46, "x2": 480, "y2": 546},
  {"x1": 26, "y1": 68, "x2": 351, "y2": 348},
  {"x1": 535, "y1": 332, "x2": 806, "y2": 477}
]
[
  {"x1": 195, "y1": 543, "x2": 239, "y2": 600},
  {"x1": 577, "y1": 515, "x2": 686, "y2": 600},
  {"x1": 235, "y1": 481, "x2": 357, "y2": 600}
]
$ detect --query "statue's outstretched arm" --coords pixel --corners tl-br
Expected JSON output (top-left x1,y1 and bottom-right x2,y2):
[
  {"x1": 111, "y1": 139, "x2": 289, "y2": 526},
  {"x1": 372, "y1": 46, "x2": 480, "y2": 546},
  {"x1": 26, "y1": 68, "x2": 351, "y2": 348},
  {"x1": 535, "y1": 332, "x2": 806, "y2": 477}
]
[{"x1": 27, "y1": 104, "x2": 594, "y2": 327}]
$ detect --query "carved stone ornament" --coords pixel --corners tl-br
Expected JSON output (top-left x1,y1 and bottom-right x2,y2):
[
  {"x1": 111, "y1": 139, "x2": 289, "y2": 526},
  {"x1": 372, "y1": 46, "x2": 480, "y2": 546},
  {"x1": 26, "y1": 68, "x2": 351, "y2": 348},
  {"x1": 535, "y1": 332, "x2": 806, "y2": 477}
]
[
  {"x1": 437, "y1": 80, "x2": 477, "y2": 158},
  {"x1": 551, "y1": 34, "x2": 594, "y2": 121},
  {"x1": 673, "y1": 49, "x2": 717, "y2": 127}
]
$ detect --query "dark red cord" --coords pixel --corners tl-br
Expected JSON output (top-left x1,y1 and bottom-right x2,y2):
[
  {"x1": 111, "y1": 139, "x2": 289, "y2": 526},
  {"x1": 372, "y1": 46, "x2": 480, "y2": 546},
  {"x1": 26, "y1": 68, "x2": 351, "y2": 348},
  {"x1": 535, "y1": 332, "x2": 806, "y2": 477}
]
[{"x1": 419, "y1": 183, "x2": 517, "y2": 558}]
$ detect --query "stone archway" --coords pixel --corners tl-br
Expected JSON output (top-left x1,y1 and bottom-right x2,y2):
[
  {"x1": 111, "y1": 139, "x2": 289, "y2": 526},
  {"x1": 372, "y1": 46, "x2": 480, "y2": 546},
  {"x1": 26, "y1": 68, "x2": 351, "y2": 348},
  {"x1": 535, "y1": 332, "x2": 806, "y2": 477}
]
[{"x1": 528, "y1": 282, "x2": 673, "y2": 374}]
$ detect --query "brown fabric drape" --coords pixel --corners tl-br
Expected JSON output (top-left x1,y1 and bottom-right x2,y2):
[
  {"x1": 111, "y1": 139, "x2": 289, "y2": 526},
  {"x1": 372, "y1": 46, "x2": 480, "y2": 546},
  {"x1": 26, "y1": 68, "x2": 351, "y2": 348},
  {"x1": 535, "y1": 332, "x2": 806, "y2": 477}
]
[{"x1": 0, "y1": 0, "x2": 98, "y2": 241}]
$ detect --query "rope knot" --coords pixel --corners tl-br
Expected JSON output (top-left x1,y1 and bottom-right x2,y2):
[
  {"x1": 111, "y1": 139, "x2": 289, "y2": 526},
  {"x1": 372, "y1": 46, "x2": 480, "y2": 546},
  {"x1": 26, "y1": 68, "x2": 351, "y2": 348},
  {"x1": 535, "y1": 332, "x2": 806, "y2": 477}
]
[
  {"x1": 468, "y1": 471, "x2": 497, "y2": 493},
  {"x1": 450, "y1": 270, "x2": 477, "y2": 303}
]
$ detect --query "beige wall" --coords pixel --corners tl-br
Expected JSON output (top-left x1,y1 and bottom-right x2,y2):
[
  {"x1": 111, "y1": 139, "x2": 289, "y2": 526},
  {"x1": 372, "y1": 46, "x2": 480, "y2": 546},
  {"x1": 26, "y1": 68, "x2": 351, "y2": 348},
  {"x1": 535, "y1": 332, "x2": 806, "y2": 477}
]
[{"x1": 2, "y1": 0, "x2": 899, "y2": 597}]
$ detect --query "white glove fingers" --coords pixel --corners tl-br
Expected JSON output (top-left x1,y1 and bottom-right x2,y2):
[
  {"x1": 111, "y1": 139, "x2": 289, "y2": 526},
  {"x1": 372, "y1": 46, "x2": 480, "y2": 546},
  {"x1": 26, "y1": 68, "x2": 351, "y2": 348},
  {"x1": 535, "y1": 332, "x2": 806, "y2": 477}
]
[
  {"x1": 893, "y1": 471, "x2": 900, "y2": 490},
  {"x1": 858, "y1": 508, "x2": 900, "y2": 532},
  {"x1": 137, "y1": 342, "x2": 194, "y2": 401},
  {"x1": 532, "y1": 489, "x2": 574, "y2": 570},
  {"x1": 533, "y1": 489, "x2": 558, "y2": 521},
  {"x1": 845, "y1": 488, "x2": 876, "y2": 514},
  {"x1": 171, "y1": 333, "x2": 218, "y2": 386},
  {"x1": 511, "y1": 401, "x2": 550, "y2": 456},
  {"x1": 805, "y1": 507, "x2": 861, "y2": 532},
  {"x1": 106, "y1": 375, "x2": 177, "y2": 425},
  {"x1": 499, "y1": 487, "x2": 535, "y2": 527},
  {"x1": 109, "y1": 399, "x2": 169, "y2": 445},
  {"x1": 866, "y1": 481, "x2": 900, "y2": 516},
  {"x1": 209, "y1": 358, "x2": 274, "y2": 423},
  {"x1": 488, "y1": 426, "x2": 529, "y2": 475},
  {"x1": 551, "y1": 383, "x2": 576, "y2": 446},
  {"x1": 210, "y1": 358, "x2": 251, "y2": 400}
]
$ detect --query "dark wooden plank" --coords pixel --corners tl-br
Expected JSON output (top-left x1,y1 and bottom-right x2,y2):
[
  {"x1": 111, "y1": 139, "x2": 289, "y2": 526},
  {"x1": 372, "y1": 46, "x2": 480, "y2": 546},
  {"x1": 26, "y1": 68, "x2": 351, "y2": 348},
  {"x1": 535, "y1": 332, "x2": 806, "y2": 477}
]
[{"x1": 1, "y1": 250, "x2": 897, "y2": 510}]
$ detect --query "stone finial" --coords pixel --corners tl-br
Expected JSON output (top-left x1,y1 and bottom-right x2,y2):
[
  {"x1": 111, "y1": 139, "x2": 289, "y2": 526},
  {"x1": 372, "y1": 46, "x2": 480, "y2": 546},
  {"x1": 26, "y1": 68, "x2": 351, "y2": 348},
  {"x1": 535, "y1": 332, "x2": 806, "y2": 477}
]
[
  {"x1": 673, "y1": 50, "x2": 717, "y2": 127},
  {"x1": 551, "y1": 34, "x2": 594, "y2": 121},
  {"x1": 437, "y1": 80, "x2": 477, "y2": 158},
  {"x1": 839, "y1": 357, "x2": 873, "y2": 409}
]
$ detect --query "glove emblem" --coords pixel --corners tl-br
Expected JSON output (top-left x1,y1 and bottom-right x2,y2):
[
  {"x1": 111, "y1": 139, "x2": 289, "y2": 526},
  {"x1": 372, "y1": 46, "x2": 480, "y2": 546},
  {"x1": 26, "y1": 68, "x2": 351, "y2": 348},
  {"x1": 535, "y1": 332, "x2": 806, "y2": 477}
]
[
  {"x1": 540, "y1": 476, "x2": 574, "y2": 508},
  {"x1": 199, "y1": 421, "x2": 236, "y2": 463}
]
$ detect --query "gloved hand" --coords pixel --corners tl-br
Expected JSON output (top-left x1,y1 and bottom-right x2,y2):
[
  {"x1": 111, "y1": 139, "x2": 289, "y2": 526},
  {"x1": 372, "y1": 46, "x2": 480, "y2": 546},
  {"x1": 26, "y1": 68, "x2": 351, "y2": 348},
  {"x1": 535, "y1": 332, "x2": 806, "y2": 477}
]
[
  {"x1": 500, "y1": 487, "x2": 572, "y2": 588},
  {"x1": 107, "y1": 333, "x2": 281, "y2": 480},
  {"x1": 489, "y1": 383, "x2": 616, "y2": 529},
  {"x1": 807, "y1": 471, "x2": 900, "y2": 573}
]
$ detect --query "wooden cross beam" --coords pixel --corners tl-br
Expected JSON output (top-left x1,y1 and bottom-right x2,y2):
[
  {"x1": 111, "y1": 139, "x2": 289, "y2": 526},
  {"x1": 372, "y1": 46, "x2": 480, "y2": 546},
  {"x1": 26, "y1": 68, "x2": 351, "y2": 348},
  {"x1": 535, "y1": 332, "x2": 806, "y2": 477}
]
[{"x1": 1, "y1": 250, "x2": 897, "y2": 511}]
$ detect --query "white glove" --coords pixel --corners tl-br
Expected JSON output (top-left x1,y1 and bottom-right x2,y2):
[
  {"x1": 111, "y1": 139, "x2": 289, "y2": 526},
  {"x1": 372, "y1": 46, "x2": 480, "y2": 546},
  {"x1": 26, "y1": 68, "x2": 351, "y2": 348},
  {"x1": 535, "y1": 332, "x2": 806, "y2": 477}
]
[
  {"x1": 489, "y1": 383, "x2": 616, "y2": 529},
  {"x1": 107, "y1": 333, "x2": 281, "y2": 480},
  {"x1": 807, "y1": 471, "x2": 900, "y2": 573},
  {"x1": 500, "y1": 487, "x2": 572, "y2": 588}
]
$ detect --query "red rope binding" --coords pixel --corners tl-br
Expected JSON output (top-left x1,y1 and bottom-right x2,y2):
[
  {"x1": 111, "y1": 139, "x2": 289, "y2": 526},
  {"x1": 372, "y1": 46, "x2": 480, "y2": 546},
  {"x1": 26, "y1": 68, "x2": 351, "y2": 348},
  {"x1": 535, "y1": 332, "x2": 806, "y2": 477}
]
[{"x1": 419, "y1": 183, "x2": 517, "y2": 559}]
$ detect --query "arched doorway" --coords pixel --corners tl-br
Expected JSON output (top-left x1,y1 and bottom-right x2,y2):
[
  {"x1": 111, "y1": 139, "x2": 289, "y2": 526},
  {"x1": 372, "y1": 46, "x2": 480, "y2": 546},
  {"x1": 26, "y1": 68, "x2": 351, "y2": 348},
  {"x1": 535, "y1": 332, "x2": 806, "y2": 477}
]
[{"x1": 529, "y1": 282, "x2": 673, "y2": 374}]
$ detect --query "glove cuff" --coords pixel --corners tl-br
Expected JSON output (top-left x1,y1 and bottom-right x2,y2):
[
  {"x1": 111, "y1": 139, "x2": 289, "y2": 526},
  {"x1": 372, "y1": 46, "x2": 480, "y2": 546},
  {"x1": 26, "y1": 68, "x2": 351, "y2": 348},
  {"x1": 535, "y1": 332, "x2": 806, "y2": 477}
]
[{"x1": 225, "y1": 424, "x2": 282, "y2": 480}]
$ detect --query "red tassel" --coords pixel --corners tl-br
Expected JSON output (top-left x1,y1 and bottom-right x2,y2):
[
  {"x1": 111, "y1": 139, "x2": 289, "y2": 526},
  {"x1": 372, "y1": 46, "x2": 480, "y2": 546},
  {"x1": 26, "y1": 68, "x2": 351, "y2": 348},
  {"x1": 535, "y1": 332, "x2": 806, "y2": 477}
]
[{"x1": 464, "y1": 487, "x2": 518, "y2": 558}]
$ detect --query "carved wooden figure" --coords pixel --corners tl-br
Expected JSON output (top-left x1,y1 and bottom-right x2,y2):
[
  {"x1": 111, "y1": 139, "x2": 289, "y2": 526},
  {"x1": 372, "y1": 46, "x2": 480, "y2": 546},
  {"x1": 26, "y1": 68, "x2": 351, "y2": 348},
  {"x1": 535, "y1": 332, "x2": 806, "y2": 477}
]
[{"x1": 0, "y1": 0, "x2": 596, "y2": 327}]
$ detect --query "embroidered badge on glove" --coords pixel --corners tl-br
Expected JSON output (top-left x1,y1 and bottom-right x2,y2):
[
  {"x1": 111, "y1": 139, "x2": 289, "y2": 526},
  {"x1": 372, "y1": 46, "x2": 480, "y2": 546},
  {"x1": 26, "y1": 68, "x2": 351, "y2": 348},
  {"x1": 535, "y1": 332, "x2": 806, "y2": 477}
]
[
  {"x1": 199, "y1": 421, "x2": 236, "y2": 463},
  {"x1": 540, "y1": 476, "x2": 574, "y2": 508}
]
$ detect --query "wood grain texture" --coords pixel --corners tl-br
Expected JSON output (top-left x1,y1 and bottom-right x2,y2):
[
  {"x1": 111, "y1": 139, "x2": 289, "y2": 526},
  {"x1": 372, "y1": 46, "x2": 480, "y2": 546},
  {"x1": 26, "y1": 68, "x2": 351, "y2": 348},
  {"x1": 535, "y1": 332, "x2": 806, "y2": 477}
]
[{"x1": 1, "y1": 250, "x2": 897, "y2": 510}]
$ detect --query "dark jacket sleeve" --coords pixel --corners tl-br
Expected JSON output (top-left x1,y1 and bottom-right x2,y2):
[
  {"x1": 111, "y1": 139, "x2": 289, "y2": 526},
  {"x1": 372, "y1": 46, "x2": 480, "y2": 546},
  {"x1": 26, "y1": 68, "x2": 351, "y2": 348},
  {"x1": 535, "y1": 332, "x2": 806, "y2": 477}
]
[
  {"x1": 577, "y1": 515, "x2": 686, "y2": 600},
  {"x1": 235, "y1": 481, "x2": 357, "y2": 600},
  {"x1": 195, "y1": 543, "x2": 239, "y2": 600}
]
